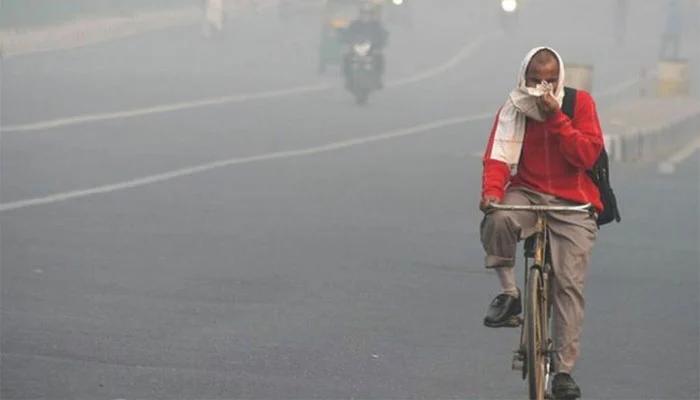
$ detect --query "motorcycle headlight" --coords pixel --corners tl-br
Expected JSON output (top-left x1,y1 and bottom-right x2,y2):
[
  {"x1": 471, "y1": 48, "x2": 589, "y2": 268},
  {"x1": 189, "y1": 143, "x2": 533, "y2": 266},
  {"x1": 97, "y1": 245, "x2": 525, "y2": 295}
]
[
  {"x1": 392, "y1": 0, "x2": 404, "y2": 5},
  {"x1": 353, "y1": 42, "x2": 372, "y2": 56},
  {"x1": 501, "y1": 0, "x2": 517, "y2": 13}
]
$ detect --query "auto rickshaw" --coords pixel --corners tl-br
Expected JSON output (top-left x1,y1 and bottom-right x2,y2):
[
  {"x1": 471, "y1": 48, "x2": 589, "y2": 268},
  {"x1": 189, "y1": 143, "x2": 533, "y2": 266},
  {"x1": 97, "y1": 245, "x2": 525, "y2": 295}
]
[{"x1": 318, "y1": 0, "x2": 359, "y2": 73}]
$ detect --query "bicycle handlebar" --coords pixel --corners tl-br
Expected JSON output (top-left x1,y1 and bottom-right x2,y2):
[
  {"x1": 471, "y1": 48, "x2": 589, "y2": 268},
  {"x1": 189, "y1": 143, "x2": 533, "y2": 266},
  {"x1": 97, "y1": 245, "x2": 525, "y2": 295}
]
[{"x1": 487, "y1": 203, "x2": 592, "y2": 213}]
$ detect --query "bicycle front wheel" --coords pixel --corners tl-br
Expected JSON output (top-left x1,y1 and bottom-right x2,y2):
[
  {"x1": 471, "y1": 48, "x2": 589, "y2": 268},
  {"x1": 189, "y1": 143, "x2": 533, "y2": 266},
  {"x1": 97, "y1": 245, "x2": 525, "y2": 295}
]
[{"x1": 526, "y1": 266, "x2": 546, "y2": 400}]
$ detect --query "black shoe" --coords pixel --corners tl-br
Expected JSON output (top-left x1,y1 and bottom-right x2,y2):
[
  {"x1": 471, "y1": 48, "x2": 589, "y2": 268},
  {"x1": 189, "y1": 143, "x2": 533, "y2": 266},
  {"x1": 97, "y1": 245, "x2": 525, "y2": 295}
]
[
  {"x1": 552, "y1": 373, "x2": 581, "y2": 399},
  {"x1": 483, "y1": 291, "x2": 521, "y2": 328}
]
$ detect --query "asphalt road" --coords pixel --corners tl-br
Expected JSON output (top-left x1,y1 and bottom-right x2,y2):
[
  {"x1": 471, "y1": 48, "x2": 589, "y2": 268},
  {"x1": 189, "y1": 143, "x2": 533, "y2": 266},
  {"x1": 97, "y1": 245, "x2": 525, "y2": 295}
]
[{"x1": 1, "y1": 1, "x2": 698, "y2": 399}]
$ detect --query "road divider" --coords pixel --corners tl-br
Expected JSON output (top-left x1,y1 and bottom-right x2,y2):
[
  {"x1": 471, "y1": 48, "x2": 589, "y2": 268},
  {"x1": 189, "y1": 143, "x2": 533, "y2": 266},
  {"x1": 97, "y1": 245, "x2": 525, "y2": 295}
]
[{"x1": 600, "y1": 97, "x2": 700, "y2": 163}]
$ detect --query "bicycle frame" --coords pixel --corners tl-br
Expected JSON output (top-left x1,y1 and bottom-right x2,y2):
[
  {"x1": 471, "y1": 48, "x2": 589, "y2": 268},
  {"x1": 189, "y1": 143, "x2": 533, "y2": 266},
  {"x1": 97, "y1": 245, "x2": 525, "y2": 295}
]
[{"x1": 487, "y1": 202, "x2": 591, "y2": 400}]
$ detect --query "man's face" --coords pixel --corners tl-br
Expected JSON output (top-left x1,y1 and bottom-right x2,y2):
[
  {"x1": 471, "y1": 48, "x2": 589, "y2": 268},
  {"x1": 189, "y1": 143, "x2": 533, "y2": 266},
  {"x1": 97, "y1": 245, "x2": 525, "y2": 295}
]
[{"x1": 525, "y1": 60, "x2": 560, "y2": 92}]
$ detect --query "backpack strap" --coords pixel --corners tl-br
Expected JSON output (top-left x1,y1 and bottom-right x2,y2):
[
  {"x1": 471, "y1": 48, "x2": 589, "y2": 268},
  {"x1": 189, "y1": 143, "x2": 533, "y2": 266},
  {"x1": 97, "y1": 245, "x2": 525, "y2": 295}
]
[{"x1": 561, "y1": 86, "x2": 577, "y2": 120}]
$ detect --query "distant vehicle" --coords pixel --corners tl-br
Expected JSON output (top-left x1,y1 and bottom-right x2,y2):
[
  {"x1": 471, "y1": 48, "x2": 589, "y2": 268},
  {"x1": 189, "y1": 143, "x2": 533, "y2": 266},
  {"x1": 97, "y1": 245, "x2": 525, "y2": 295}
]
[{"x1": 500, "y1": 0, "x2": 518, "y2": 13}]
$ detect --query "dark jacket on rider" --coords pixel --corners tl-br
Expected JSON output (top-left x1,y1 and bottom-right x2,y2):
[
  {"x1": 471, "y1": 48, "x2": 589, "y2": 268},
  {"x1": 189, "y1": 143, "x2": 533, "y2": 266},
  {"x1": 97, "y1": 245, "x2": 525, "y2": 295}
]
[{"x1": 344, "y1": 20, "x2": 388, "y2": 50}]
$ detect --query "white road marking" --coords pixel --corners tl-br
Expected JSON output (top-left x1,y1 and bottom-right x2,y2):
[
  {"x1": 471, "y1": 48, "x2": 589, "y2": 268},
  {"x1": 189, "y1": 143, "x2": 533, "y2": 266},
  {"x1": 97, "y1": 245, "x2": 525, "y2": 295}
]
[
  {"x1": 386, "y1": 35, "x2": 487, "y2": 87},
  {"x1": 0, "y1": 113, "x2": 492, "y2": 213},
  {"x1": 1, "y1": 84, "x2": 331, "y2": 133},
  {"x1": 1, "y1": 35, "x2": 491, "y2": 134}
]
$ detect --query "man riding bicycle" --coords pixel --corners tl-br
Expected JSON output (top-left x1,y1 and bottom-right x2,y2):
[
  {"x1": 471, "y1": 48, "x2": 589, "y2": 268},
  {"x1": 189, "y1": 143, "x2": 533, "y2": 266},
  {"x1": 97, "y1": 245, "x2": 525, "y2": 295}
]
[{"x1": 480, "y1": 47, "x2": 604, "y2": 399}]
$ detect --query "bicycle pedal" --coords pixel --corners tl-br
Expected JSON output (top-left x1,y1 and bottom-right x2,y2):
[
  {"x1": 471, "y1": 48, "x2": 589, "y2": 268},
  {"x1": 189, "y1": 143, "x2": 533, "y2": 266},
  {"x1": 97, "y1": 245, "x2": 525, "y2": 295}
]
[
  {"x1": 511, "y1": 358, "x2": 524, "y2": 371},
  {"x1": 504, "y1": 315, "x2": 522, "y2": 327},
  {"x1": 511, "y1": 352, "x2": 524, "y2": 371}
]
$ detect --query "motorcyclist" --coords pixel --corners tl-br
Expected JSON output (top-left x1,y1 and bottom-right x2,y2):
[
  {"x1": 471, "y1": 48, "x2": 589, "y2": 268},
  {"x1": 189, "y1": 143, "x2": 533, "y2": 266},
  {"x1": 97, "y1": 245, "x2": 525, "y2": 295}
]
[{"x1": 342, "y1": 2, "x2": 388, "y2": 88}]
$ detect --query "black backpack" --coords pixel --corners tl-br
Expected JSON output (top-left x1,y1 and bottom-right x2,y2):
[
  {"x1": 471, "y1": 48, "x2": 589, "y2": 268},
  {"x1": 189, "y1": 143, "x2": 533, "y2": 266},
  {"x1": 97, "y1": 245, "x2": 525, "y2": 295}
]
[{"x1": 561, "y1": 87, "x2": 621, "y2": 226}]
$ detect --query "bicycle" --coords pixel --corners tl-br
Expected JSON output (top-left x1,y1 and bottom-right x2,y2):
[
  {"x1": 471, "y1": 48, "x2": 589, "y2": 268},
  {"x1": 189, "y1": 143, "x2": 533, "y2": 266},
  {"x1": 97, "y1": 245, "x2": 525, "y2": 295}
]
[{"x1": 487, "y1": 202, "x2": 592, "y2": 400}]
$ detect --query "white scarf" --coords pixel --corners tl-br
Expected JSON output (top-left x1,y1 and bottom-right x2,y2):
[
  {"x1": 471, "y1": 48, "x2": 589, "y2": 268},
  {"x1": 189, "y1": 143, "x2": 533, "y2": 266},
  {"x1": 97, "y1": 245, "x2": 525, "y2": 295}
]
[{"x1": 489, "y1": 47, "x2": 566, "y2": 167}]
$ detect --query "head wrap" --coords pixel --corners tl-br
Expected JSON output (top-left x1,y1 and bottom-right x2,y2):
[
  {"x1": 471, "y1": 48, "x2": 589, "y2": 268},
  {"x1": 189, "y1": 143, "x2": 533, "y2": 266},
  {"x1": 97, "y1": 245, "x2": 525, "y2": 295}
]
[{"x1": 488, "y1": 47, "x2": 566, "y2": 166}]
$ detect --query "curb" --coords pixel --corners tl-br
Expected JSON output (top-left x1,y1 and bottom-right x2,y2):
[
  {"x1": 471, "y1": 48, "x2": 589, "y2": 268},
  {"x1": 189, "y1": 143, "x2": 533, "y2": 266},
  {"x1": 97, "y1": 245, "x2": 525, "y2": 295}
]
[
  {"x1": 1, "y1": 7, "x2": 199, "y2": 57},
  {"x1": 0, "y1": 1, "x2": 277, "y2": 58}
]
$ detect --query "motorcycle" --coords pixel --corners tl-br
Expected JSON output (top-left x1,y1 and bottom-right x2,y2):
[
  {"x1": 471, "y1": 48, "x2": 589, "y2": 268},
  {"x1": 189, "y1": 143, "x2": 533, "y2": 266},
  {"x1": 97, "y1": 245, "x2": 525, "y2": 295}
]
[{"x1": 345, "y1": 41, "x2": 382, "y2": 105}]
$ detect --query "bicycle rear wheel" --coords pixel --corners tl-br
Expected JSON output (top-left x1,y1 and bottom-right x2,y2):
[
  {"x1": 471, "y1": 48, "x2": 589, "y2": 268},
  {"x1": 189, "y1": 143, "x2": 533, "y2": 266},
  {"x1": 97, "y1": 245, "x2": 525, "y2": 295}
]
[{"x1": 527, "y1": 266, "x2": 546, "y2": 400}]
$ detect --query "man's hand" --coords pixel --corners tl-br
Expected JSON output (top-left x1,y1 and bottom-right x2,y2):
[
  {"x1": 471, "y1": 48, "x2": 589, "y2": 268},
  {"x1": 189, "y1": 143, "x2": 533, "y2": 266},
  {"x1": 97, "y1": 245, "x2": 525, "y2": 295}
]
[
  {"x1": 480, "y1": 195, "x2": 500, "y2": 212},
  {"x1": 537, "y1": 92, "x2": 560, "y2": 118}
]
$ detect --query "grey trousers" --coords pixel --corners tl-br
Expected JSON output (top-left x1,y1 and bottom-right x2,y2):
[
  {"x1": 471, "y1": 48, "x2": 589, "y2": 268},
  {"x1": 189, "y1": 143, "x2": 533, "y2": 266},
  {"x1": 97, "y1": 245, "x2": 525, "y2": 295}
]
[{"x1": 480, "y1": 186, "x2": 598, "y2": 373}]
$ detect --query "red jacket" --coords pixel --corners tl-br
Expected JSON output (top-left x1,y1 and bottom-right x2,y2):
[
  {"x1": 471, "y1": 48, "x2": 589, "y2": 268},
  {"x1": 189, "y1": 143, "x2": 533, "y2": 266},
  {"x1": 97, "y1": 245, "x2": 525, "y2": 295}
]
[{"x1": 482, "y1": 90, "x2": 604, "y2": 213}]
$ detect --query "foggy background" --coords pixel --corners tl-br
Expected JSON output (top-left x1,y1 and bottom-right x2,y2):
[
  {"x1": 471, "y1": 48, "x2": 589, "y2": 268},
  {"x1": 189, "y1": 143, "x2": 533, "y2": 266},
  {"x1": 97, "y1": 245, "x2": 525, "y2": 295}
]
[{"x1": 1, "y1": 0, "x2": 698, "y2": 398}]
